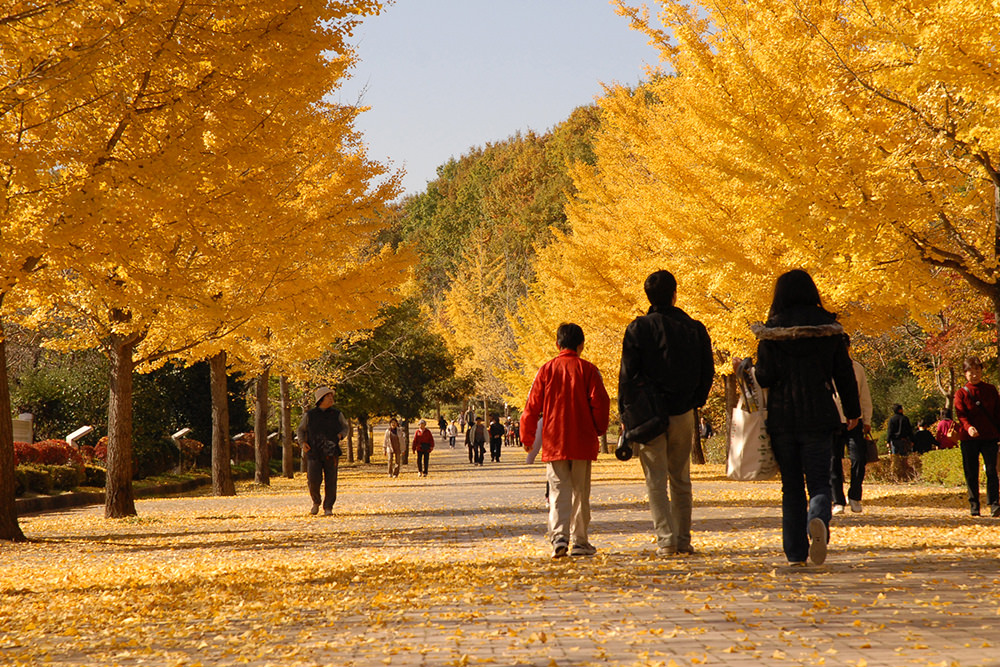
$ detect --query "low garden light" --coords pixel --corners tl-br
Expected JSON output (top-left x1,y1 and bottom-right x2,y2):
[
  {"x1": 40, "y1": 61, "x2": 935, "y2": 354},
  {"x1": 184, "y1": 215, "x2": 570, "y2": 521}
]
[
  {"x1": 66, "y1": 425, "x2": 94, "y2": 448},
  {"x1": 171, "y1": 428, "x2": 193, "y2": 471}
]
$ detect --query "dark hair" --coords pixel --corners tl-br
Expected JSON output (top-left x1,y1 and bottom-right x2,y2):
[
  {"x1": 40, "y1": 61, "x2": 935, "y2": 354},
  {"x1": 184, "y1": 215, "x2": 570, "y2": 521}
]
[
  {"x1": 556, "y1": 323, "x2": 585, "y2": 350},
  {"x1": 920, "y1": 414, "x2": 935, "y2": 428},
  {"x1": 892, "y1": 403, "x2": 903, "y2": 414},
  {"x1": 768, "y1": 269, "x2": 830, "y2": 320},
  {"x1": 938, "y1": 408, "x2": 952, "y2": 420},
  {"x1": 964, "y1": 356, "x2": 983, "y2": 371},
  {"x1": 644, "y1": 270, "x2": 677, "y2": 306}
]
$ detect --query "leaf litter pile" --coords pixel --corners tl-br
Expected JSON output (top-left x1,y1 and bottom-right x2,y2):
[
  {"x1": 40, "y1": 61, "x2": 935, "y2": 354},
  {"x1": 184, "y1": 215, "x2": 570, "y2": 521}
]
[{"x1": 3, "y1": 447, "x2": 1000, "y2": 666}]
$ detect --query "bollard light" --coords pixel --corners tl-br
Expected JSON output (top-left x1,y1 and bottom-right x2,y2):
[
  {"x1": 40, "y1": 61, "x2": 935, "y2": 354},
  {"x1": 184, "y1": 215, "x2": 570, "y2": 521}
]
[
  {"x1": 171, "y1": 427, "x2": 192, "y2": 472},
  {"x1": 172, "y1": 427, "x2": 192, "y2": 441},
  {"x1": 66, "y1": 425, "x2": 94, "y2": 448}
]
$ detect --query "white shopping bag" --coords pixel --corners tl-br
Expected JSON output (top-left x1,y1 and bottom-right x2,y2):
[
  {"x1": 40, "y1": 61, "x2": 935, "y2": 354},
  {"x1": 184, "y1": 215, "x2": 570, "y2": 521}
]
[{"x1": 727, "y1": 369, "x2": 778, "y2": 481}]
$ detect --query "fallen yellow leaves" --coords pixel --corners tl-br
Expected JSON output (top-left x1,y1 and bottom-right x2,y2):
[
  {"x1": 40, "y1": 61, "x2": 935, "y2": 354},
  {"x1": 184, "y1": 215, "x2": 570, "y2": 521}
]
[{"x1": 2, "y1": 460, "x2": 1000, "y2": 666}]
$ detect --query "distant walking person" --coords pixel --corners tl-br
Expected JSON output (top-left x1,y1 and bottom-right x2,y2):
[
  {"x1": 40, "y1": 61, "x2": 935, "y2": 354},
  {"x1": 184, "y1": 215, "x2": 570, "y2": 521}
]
[
  {"x1": 471, "y1": 416, "x2": 487, "y2": 466},
  {"x1": 384, "y1": 418, "x2": 403, "y2": 478},
  {"x1": 831, "y1": 337, "x2": 873, "y2": 515},
  {"x1": 521, "y1": 323, "x2": 611, "y2": 559},
  {"x1": 438, "y1": 415, "x2": 448, "y2": 438},
  {"x1": 619, "y1": 270, "x2": 714, "y2": 557},
  {"x1": 489, "y1": 415, "x2": 506, "y2": 462},
  {"x1": 912, "y1": 416, "x2": 938, "y2": 454},
  {"x1": 954, "y1": 356, "x2": 1000, "y2": 517},
  {"x1": 698, "y1": 416, "x2": 714, "y2": 440},
  {"x1": 887, "y1": 404, "x2": 913, "y2": 455},
  {"x1": 296, "y1": 386, "x2": 349, "y2": 516},
  {"x1": 742, "y1": 270, "x2": 860, "y2": 566},
  {"x1": 934, "y1": 409, "x2": 959, "y2": 450},
  {"x1": 447, "y1": 420, "x2": 458, "y2": 448},
  {"x1": 412, "y1": 419, "x2": 436, "y2": 478}
]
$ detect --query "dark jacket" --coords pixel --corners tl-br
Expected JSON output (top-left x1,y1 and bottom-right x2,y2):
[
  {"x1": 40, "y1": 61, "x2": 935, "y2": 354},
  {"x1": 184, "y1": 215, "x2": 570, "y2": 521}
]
[
  {"x1": 911, "y1": 429, "x2": 936, "y2": 454},
  {"x1": 886, "y1": 412, "x2": 913, "y2": 445},
  {"x1": 955, "y1": 382, "x2": 1000, "y2": 441},
  {"x1": 618, "y1": 305, "x2": 714, "y2": 418},
  {"x1": 488, "y1": 422, "x2": 506, "y2": 441},
  {"x1": 753, "y1": 306, "x2": 860, "y2": 434},
  {"x1": 297, "y1": 406, "x2": 348, "y2": 460}
]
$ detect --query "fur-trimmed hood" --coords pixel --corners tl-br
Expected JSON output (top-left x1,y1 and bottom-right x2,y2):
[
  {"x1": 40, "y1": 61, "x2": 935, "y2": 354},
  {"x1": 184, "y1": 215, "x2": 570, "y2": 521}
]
[{"x1": 751, "y1": 321, "x2": 845, "y2": 341}]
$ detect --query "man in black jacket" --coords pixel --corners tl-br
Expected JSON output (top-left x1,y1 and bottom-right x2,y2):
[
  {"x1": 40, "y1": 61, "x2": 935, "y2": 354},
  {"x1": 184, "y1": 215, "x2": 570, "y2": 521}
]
[
  {"x1": 296, "y1": 386, "x2": 349, "y2": 516},
  {"x1": 619, "y1": 270, "x2": 714, "y2": 556}
]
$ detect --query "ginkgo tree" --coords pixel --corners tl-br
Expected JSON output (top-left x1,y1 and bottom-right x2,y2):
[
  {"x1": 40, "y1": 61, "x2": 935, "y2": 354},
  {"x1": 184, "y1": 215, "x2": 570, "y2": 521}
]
[
  {"x1": 0, "y1": 1, "x2": 150, "y2": 540},
  {"x1": 5, "y1": 0, "x2": 398, "y2": 520},
  {"x1": 508, "y1": 0, "x2": 1000, "y2": 402},
  {"x1": 609, "y1": 0, "x2": 1000, "y2": 351}
]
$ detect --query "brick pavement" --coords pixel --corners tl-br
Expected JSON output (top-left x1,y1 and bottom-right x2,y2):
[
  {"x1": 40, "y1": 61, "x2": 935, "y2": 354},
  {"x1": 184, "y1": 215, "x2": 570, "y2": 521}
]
[{"x1": 6, "y1": 436, "x2": 1000, "y2": 666}]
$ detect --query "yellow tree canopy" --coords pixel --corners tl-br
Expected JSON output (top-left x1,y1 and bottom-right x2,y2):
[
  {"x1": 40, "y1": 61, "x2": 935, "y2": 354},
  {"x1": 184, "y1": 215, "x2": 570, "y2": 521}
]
[
  {"x1": 8, "y1": 0, "x2": 399, "y2": 363},
  {"x1": 508, "y1": 0, "x2": 1000, "y2": 403},
  {"x1": 3, "y1": 0, "x2": 401, "y2": 517}
]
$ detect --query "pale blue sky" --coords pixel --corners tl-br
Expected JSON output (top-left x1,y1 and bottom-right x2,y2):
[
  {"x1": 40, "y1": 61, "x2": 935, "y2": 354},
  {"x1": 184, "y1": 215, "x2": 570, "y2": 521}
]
[{"x1": 336, "y1": 1, "x2": 663, "y2": 197}]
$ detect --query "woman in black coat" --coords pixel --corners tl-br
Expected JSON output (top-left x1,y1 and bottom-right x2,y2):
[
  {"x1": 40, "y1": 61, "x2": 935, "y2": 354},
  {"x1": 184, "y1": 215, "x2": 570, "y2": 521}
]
[{"x1": 751, "y1": 270, "x2": 861, "y2": 566}]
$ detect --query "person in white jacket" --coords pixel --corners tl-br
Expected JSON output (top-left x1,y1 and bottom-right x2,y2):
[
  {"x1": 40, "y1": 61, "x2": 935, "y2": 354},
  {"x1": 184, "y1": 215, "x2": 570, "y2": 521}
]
[{"x1": 831, "y1": 337, "x2": 873, "y2": 514}]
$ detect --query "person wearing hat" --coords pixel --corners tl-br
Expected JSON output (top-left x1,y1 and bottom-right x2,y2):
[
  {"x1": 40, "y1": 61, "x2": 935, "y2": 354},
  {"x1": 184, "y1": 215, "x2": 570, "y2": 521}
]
[{"x1": 296, "y1": 386, "x2": 349, "y2": 515}]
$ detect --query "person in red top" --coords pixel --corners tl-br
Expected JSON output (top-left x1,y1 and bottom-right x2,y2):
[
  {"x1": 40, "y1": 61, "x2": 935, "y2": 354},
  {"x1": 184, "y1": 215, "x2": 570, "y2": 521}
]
[
  {"x1": 411, "y1": 419, "x2": 436, "y2": 478},
  {"x1": 521, "y1": 323, "x2": 611, "y2": 558},
  {"x1": 954, "y1": 356, "x2": 1000, "y2": 517},
  {"x1": 933, "y1": 409, "x2": 958, "y2": 450}
]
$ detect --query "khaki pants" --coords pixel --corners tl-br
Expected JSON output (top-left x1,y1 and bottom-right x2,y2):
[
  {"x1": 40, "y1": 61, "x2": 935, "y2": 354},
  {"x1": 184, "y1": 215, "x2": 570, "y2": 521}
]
[
  {"x1": 637, "y1": 410, "x2": 695, "y2": 551},
  {"x1": 546, "y1": 459, "x2": 592, "y2": 546},
  {"x1": 387, "y1": 443, "x2": 401, "y2": 477}
]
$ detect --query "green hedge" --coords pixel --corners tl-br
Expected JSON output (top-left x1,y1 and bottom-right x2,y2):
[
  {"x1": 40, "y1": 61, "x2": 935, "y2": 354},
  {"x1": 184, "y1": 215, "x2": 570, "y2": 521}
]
[
  {"x1": 16, "y1": 466, "x2": 52, "y2": 495},
  {"x1": 84, "y1": 464, "x2": 106, "y2": 487},
  {"x1": 15, "y1": 464, "x2": 87, "y2": 496},
  {"x1": 919, "y1": 448, "x2": 965, "y2": 486}
]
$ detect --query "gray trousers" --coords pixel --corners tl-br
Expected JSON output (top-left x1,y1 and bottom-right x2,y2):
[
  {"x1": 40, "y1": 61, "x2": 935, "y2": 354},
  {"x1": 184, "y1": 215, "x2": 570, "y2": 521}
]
[
  {"x1": 546, "y1": 459, "x2": 592, "y2": 546},
  {"x1": 637, "y1": 410, "x2": 695, "y2": 551}
]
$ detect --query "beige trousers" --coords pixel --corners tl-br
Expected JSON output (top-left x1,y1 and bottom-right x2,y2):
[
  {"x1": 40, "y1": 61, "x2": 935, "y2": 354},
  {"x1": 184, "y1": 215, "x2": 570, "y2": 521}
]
[
  {"x1": 546, "y1": 459, "x2": 592, "y2": 546},
  {"x1": 637, "y1": 410, "x2": 695, "y2": 551}
]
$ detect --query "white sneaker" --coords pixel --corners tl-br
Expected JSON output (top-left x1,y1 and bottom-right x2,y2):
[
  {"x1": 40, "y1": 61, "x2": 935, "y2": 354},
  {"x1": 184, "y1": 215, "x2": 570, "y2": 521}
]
[
  {"x1": 832, "y1": 504, "x2": 845, "y2": 515},
  {"x1": 850, "y1": 499, "x2": 863, "y2": 513}
]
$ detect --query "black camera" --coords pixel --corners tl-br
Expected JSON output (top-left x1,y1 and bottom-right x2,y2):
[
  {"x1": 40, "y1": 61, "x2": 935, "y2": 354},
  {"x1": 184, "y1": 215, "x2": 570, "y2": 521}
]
[{"x1": 614, "y1": 435, "x2": 633, "y2": 461}]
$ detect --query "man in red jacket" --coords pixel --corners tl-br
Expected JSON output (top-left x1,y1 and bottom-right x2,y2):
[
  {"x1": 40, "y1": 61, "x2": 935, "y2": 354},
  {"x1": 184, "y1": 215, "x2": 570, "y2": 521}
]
[{"x1": 521, "y1": 323, "x2": 611, "y2": 558}]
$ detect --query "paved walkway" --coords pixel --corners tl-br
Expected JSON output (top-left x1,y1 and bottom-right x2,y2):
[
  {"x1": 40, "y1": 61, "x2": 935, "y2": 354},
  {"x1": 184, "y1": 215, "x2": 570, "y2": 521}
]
[{"x1": 5, "y1": 438, "x2": 1000, "y2": 666}]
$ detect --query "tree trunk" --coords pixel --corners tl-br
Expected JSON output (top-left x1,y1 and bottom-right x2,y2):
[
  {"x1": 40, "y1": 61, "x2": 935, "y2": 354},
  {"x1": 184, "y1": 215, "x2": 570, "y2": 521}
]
[
  {"x1": 254, "y1": 367, "x2": 271, "y2": 486},
  {"x1": 691, "y1": 407, "x2": 706, "y2": 465},
  {"x1": 359, "y1": 416, "x2": 371, "y2": 464},
  {"x1": 401, "y1": 420, "x2": 410, "y2": 465},
  {"x1": 0, "y1": 318, "x2": 26, "y2": 542},
  {"x1": 279, "y1": 376, "x2": 294, "y2": 479},
  {"x1": 209, "y1": 351, "x2": 235, "y2": 496},
  {"x1": 106, "y1": 335, "x2": 138, "y2": 518},
  {"x1": 369, "y1": 423, "x2": 375, "y2": 462},
  {"x1": 346, "y1": 417, "x2": 354, "y2": 463},
  {"x1": 357, "y1": 419, "x2": 367, "y2": 463}
]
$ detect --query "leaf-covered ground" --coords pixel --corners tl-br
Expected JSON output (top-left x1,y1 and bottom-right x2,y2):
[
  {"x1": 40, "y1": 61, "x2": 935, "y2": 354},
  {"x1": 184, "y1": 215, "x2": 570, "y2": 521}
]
[{"x1": 3, "y1": 443, "x2": 999, "y2": 666}]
